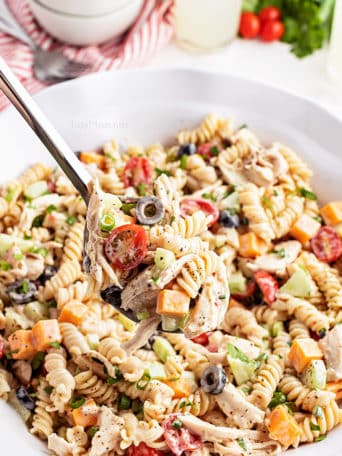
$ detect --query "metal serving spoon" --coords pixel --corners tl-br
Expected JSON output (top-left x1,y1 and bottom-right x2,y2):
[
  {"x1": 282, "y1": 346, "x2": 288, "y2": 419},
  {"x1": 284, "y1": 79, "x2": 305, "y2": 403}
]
[{"x1": 0, "y1": 57, "x2": 147, "y2": 322}]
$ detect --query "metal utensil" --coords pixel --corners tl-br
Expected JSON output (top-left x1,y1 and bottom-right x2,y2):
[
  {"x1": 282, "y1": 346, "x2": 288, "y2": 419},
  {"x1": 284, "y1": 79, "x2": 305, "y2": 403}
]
[
  {"x1": 0, "y1": 58, "x2": 175, "y2": 332},
  {"x1": 0, "y1": 0, "x2": 90, "y2": 82}
]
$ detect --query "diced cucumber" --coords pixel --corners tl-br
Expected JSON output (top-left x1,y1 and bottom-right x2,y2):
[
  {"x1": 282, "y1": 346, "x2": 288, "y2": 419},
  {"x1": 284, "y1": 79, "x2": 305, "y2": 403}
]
[
  {"x1": 145, "y1": 362, "x2": 166, "y2": 379},
  {"x1": 86, "y1": 334, "x2": 100, "y2": 350},
  {"x1": 301, "y1": 360, "x2": 327, "y2": 390},
  {"x1": 117, "y1": 313, "x2": 137, "y2": 332},
  {"x1": 271, "y1": 321, "x2": 285, "y2": 337},
  {"x1": 222, "y1": 191, "x2": 240, "y2": 211},
  {"x1": 229, "y1": 271, "x2": 247, "y2": 294},
  {"x1": 152, "y1": 336, "x2": 176, "y2": 363},
  {"x1": 227, "y1": 343, "x2": 258, "y2": 386},
  {"x1": 280, "y1": 268, "x2": 313, "y2": 298},
  {"x1": 0, "y1": 234, "x2": 33, "y2": 255},
  {"x1": 5, "y1": 308, "x2": 30, "y2": 333},
  {"x1": 24, "y1": 180, "x2": 48, "y2": 200},
  {"x1": 8, "y1": 390, "x2": 31, "y2": 423},
  {"x1": 24, "y1": 301, "x2": 48, "y2": 322},
  {"x1": 161, "y1": 315, "x2": 180, "y2": 332},
  {"x1": 155, "y1": 248, "x2": 175, "y2": 271}
]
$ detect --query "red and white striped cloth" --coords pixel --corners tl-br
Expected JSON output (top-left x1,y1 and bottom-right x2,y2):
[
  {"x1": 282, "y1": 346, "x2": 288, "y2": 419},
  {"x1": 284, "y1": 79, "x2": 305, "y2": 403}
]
[{"x1": 0, "y1": 0, "x2": 174, "y2": 110}]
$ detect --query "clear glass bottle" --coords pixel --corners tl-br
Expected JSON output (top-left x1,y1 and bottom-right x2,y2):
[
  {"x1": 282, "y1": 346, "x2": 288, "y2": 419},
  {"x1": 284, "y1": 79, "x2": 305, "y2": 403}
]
[
  {"x1": 175, "y1": 0, "x2": 242, "y2": 53},
  {"x1": 327, "y1": 0, "x2": 342, "y2": 82}
]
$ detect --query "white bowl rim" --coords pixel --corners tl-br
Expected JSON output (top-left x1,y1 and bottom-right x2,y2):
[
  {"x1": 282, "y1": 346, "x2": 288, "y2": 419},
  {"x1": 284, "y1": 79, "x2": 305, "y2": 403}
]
[{"x1": 30, "y1": 0, "x2": 142, "y2": 19}]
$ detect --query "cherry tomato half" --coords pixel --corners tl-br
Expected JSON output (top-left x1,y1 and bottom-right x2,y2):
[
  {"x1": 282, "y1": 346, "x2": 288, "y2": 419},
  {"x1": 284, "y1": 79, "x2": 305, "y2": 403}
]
[
  {"x1": 239, "y1": 12, "x2": 261, "y2": 39},
  {"x1": 232, "y1": 280, "x2": 256, "y2": 302},
  {"x1": 163, "y1": 415, "x2": 202, "y2": 456},
  {"x1": 311, "y1": 226, "x2": 342, "y2": 263},
  {"x1": 181, "y1": 198, "x2": 219, "y2": 226},
  {"x1": 254, "y1": 270, "x2": 279, "y2": 306},
  {"x1": 104, "y1": 224, "x2": 148, "y2": 271},
  {"x1": 259, "y1": 6, "x2": 282, "y2": 23},
  {"x1": 191, "y1": 332, "x2": 211, "y2": 346},
  {"x1": 260, "y1": 20, "x2": 285, "y2": 42},
  {"x1": 126, "y1": 443, "x2": 164, "y2": 456},
  {"x1": 123, "y1": 157, "x2": 152, "y2": 188}
]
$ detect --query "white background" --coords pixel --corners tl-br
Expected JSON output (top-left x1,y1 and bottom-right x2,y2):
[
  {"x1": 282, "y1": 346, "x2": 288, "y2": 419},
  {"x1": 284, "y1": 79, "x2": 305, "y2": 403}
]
[{"x1": 147, "y1": 38, "x2": 342, "y2": 120}]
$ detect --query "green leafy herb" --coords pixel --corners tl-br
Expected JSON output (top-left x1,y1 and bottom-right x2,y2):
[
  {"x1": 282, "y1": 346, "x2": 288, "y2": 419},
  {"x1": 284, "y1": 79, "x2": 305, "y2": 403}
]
[
  {"x1": 299, "y1": 188, "x2": 317, "y2": 200},
  {"x1": 88, "y1": 426, "x2": 99, "y2": 438},
  {"x1": 44, "y1": 386, "x2": 53, "y2": 394},
  {"x1": 202, "y1": 192, "x2": 216, "y2": 201},
  {"x1": 227, "y1": 343, "x2": 251, "y2": 363},
  {"x1": 180, "y1": 154, "x2": 188, "y2": 170},
  {"x1": 21, "y1": 280, "x2": 29, "y2": 294},
  {"x1": 155, "y1": 168, "x2": 171, "y2": 177},
  {"x1": 270, "y1": 248, "x2": 286, "y2": 258},
  {"x1": 46, "y1": 204, "x2": 57, "y2": 214},
  {"x1": 237, "y1": 438, "x2": 247, "y2": 452},
  {"x1": 31, "y1": 351, "x2": 45, "y2": 370},
  {"x1": 314, "y1": 434, "x2": 326, "y2": 442},
  {"x1": 313, "y1": 405, "x2": 324, "y2": 418},
  {"x1": 32, "y1": 214, "x2": 44, "y2": 227},
  {"x1": 310, "y1": 422, "x2": 321, "y2": 431},
  {"x1": 66, "y1": 215, "x2": 76, "y2": 225},
  {"x1": 0, "y1": 260, "x2": 12, "y2": 271},
  {"x1": 49, "y1": 341, "x2": 61, "y2": 349},
  {"x1": 70, "y1": 396, "x2": 86, "y2": 409},
  {"x1": 210, "y1": 145, "x2": 220, "y2": 156},
  {"x1": 121, "y1": 202, "x2": 136, "y2": 215},
  {"x1": 172, "y1": 419, "x2": 183, "y2": 430},
  {"x1": 137, "y1": 183, "x2": 147, "y2": 196},
  {"x1": 269, "y1": 391, "x2": 287, "y2": 409},
  {"x1": 118, "y1": 394, "x2": 131, "y2": 410}
]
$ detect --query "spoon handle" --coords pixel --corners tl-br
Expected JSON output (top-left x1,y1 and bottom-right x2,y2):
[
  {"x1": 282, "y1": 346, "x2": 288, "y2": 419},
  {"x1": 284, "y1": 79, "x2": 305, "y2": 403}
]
[{"x1": 0, "y1": 57, "x2": 91, "y2": 203}]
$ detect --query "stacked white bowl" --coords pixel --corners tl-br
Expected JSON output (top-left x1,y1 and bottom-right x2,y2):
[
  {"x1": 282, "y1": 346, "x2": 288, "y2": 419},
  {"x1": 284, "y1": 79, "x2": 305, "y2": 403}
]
[{"x1": 27, "y1": 0, "x2": 144, "y2": 46}]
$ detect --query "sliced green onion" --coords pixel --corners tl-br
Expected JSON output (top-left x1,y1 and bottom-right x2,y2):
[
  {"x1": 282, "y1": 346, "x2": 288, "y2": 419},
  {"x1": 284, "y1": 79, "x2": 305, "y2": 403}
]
[
  {"x1": 70, "y1": 396, "x2": 86, "y2": 409},
  {"x1": 268, "y1": 391, "x2": 286, "y2": 409},
  {"x1": 180, "y1": 154, "x2": 188, "y2": 169},
  {"x1": 237, "y1": 438, "x2": 247, "y2": 451},
  {"x1": 132, "y1": 399, "x2": 143, "y2": 414},
  {"x1": 136, "y1": 373, "x2": 151, "y2": 390},
  {"x1": 46, "y1": 204, "x2": 57, "y2": 214},
  {"x1": 118, "y1": 394, "x2": 131, "y2": 410},
  {"x1": 172, "y1": 418, "x2": 183, "y2": 430},
  {"x1": 137, "y1": 183, "x2": 146, "y2": 196},
  {"x1": 88, "y1": 426, "x2": 99, "y2": 438},
  {"x1": 155, "y1": 168, "x2": 170, "y2": 176},
  {"x1": 13, "y1": 253, "x2": 24, "y2": 261},
  {"x1": 49, "y1": 341, "x2": 61, "y2": 349},
  {"x1": 21, "y1": 280, "x2": 29, "y2": 294},
  {"x1": 31, "y1": 246, "x2": 48, "y2": 257},
  {"x1": 310, "y1": 422, "x2": 321, "y2": 431},
  {"x1": 121, "y1": 202, "x2": 136, "y2": 215},
  {"x1": 0, "y1": 260, "x2": 12, "y2": 271},
  {"x1": 5, "y1": 186, "x2": 17, "y2": 202},
  {"x1": 44, "y1": 386, "x2": 53, "y2": 394},
  {"x1": 99, "y1": 213, "x2": 116, "y2": 232},
  {"x1": 32, "y1": 214, "x2": 44, "y2": 227},
  {"x1": 31, "y1": 351, "x2": 45, "y2": 370},
  {"x1": 314, "y1": 434, "x2": 326, "y2": 442},
  {"x1": 299, "y1": 188, "x2": 317, "y2": 200},
  {"x1": 66, "y1": 215, "x2": 76, "y2": 225}
]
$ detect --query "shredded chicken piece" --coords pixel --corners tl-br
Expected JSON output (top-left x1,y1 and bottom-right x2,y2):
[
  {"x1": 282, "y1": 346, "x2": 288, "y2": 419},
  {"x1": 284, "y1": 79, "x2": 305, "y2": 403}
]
[
  {"x1": 89, "y1": 406, "x2": 124, "y2": 456},
  {"x1": 247, "y1": 241, "x2": 301, "y2": 276},
  {"x1": 319, "y1": 325, "x2": 342, "y2": 381}
]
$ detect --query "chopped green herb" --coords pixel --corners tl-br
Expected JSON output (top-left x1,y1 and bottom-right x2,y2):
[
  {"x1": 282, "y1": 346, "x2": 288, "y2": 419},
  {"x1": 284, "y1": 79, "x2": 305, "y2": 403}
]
[
  {"x1": 273, "y1": 190, "x2": 279, "y2": 196},
  {"x1": 136, "y1": 373, "x2": 151, "y2": 390},
  {"x1": 49, "y1": 341, "x2": 61, "y2": 349},
  {"x1": 180, "y1": 154, "x2": 188, "y2": 170},
  {"x1": 299, "y1": 188, "x2": 317, "y2": 200},
  {"x1": 155, "y1": 168, "x2": 170, "y2": 177},
  {"x1": 21, "y1": 280, "x2": 29, "y2": 294},
  {"x1": 313, "y1": 405, "x2": 324, "y2": 418},
  {"x1": 314, "y1": 434, "x2": 326, "y2": 442},
  {"x1": 270, "y1": 248, "x2": 286, "y2": 258},
  {"x1": 32, "y1": 214, "x2": 44, "y2": 228},
  {"x1": 31, "y1": 351, "x2": 45, "y2": 370},
  {"x1": 132, "y1": 399, "x2": 143, "y2": 414},
  {"x1": 24, "y1": 234, "x2": 32, "y2": 240},
  {"x1": 223, "y1": 185, "x2": 237, "y2": 199},
  {"x1": 31, "y1": 246, "x2": 48, "y2": 257},
  {"x1": 256, "y1": 352, "x2": 268, "y2": 364},
  {"x1": 313, "y1": 215, "x2": 323, "y2": 224},
  {"x1": 118, "y1": 394, "x2": 131, "y2": 410},
  {"x1": 121, "y1": 202, "x2": 136, "y2": 215},
  {"x1": 70, "y1": 396, "x2": 86, "y2": 409},
  {"x1": 13, "y1": 253, "x2": 23, "y2": 261},
  {"x1": 88, "y1": 426, "x2": 99, "y2": 438},
  {"x1": 210, "y1": 145, "x2": 220, "y2": 156},
  {"x1": 66, "y1": 215, "x2": 76, "y2": 225},
  {"x1": 202, "y1": 193, "x2": 216, "y2": 201},
  {"x1": 218, "y1": 294, "x2": 226, "y2": 299},
  {"x1": 172, "y1": 418, "x2": 183, "y2": 430},
  {"x1": 5, "y1": 187, "x2": 17, "y2": 202},
  {"x1": 44, "y1": 386, "x2": 53, "y2": 394},
  {"x1": 0, "y1": 260, "x2": 12, "y2": 271},
  {"x1": 137, "y1": 183, "x2": 146, "y2": 196},
  {"x1": 269, "y1": 391, "x2": 287, "y2": 409},
  {"x1": 237, "y1": 438, "x2": 247, "y2": 452},
  {"x1": 46, "y1": 204, "x2": 57, "y2": 214},
  {"x1": 310, "y1": 422, "x2": 321, "y2": 431}
]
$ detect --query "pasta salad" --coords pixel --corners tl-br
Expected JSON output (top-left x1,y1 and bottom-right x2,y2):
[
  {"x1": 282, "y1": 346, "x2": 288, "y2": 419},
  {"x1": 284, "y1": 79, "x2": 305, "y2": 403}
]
[{"x1": 0, "y1": 114, "x2": 341, "y2": 456}]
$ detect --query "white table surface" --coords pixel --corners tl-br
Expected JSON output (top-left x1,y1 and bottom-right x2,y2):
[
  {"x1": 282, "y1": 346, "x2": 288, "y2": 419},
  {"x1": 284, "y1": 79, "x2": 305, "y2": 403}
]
[{"x1": 146, "y1": 38, "x2": 342, "y2": 120}]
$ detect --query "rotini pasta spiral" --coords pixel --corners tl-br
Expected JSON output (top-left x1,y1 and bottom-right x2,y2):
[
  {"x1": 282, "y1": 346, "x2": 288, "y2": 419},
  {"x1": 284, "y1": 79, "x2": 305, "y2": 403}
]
[
  {"x1": 59, "y1": 322, "x2": 89, "y2": 356},
  {"x1": 61, "y1": 222, "x2": 84, "y2": 265},
  {"x1": 30, "y1": 378, "x2": 54, "y2": 440},
  {"x1": 249, "y1": 355, "x2": 283, "y2": 410},
  {"x1": 45, "y1": 349, "x2": 75, "y2": 412},
  {"x1": 40, "y1": 260, "x2": 82, "y2": 300},
  {"x1": 74, "y1": 370, "x2": 117, "y2": 405}
]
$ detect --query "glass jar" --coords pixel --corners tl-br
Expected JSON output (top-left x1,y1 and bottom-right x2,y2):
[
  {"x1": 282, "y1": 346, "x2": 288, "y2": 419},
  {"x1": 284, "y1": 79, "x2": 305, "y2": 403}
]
[{"x1": 175, "y1": 0, "x2": 242, "y2": 53}]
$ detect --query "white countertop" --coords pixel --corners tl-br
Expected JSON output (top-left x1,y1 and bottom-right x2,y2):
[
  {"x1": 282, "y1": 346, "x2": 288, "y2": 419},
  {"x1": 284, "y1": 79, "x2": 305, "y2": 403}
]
[{"x1": 146, "y1": 38, "x2": 342, "y2": 120}]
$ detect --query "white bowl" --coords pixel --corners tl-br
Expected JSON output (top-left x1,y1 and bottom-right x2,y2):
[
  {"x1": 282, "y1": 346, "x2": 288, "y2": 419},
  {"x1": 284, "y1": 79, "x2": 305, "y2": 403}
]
[
  {"x1": 0, "y1": 69, "x2": 342, "y2": 456},
  {"x1": 28, "y1": 0, "x2": 143, "y2": 46},
  {"x1": 37, "y1": 0, "x2": 136, "y2": 17}
]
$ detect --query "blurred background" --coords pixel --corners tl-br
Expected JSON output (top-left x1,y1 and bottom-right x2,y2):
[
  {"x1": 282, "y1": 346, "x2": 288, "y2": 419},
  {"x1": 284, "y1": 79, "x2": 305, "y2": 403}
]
[{"x1": 0, "y1": 0, "x2": 341, "y2": 117}]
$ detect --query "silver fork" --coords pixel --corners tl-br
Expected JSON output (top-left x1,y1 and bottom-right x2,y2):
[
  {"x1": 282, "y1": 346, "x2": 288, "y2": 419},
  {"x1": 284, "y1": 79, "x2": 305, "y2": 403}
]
[{"x1": 0, "y1": 0, "x2": 90, "y2": 82}]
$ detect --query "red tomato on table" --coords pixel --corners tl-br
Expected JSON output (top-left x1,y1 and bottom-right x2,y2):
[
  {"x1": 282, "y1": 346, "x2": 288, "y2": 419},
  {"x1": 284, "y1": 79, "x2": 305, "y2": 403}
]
[
  {"x1": 126, "y1": 442, "x2": 164, "y2": 456},
  {"x1": 260, "y1": 20, "x2": 285, "y2": 42},
  {"x1": 181, "y1": 198, "x2": 219, "y2": 226},
  {"x1": 239, "y1": 12, "x2": 260, "y2": 39},
  {"x1": 104, "y1": 224, "x2": 148, "y2": 270},
  {"x1": 123, "y1": 157, "x2": 152, "y2": 188},
  {"x1": 311, "y1": 226, "x2": 342, "y2": 263},
  {"x1": 254, "y1": 270, "x2": 279, "y2": 305},
  {"x1": 163, "y1": 416, "x2": 202, "y2": 456},
  {"x1": 259, "y1": 6, "x2": 282, "y2": 23}
]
